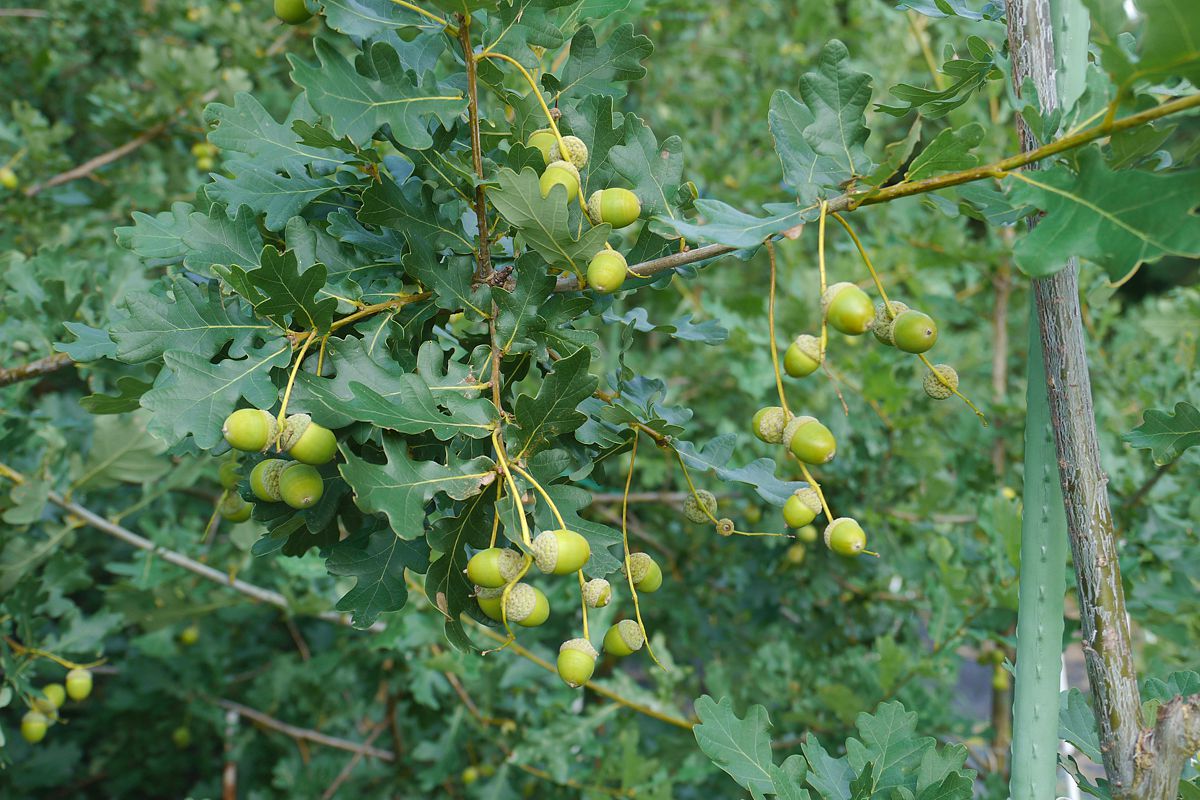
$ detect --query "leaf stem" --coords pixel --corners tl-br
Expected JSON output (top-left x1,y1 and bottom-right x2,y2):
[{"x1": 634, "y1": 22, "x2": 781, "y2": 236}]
[
  {"x1": 621, "y1": 434, "x2": 662, "y2": 669},
  {"x1": 475, "y1": 51, "x2": 570, "y2": 158},
  {"x1": 765, "y1": 240, "x2": 791, "y2": 417},
  {"x1": 830, "y1": 212, "x2": 891, "y2": 307}
]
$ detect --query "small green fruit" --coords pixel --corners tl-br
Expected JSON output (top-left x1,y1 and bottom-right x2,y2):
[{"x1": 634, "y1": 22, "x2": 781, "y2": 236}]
[
  {"x1": 196, "y1": 156, "x2": 215, "y2": 171},
  {"x1": 539, "y1": 159, "x2": 580, "y2": 201},
  {"x1": 822, "y1": 282, "x2": 873, "y2": 335},
  {"x1": 752, "y1": 406, "x2": 790, "y2": 444},
  {"x1": 475, "y1": 586, "x2": 504, "y2": 621},
  {"x1": 279, "y1": 463, "x2": 324, "y2": 509},
  {"x1": 923, "y1": 364, "x2": 959, "y2": 400},
  {"x1": 825, "y1": 517, "x2": 867, "y2": 556},
  {"x1": 870, "y1": 301, "x2": 909, "y2": 346},
  {"x1": 466, "y1": 548, "x2": 525, "y2": 588},
  {"x1": 65, "y1": 668, "x2": 92, "y2": 701},
  {"x1": 180, "y1": 624, "x2": 200, "y2": 646},
  {"x1": 603, "y1": 619, "x2": 645, "y2": 657},
  {"x1": 223, "y1": 408, "x2": 278, "y2": 452},
  {"x1": 172, "y1": 726, "x2": 192, "y2": 748},
  {"x1": 218, "y1": 460, "x2": 241, "y2": 489},
  {"x1": 797, "y1": 524, "x2": 818, "y2": 544},
  {"x1": 788, "y1": 419, "x2": 837, "y2": 464},
  {"x1": 582, "y1": 578, "x2": 611, "y2": 608},
  {"x1": 549, "y1": 135, "x2": 589, "y2": 169},
  {"x1": 219, "y1": 493, "x2": 253, "y2": 522},
  {"x1": 31, "y1": 695, "x2": 56, "y2": 715},
  {"x1": 683, "y1": 490, "x2": 717, "y2": 524},
  {"x1": 783, "y1": 487, "x2": 822, "y2": 528},
  {"x1": 250, "y1": 459, "x2": 287, "y2": 502},
  {"x1": 462, "y1": 766, "x2": 480, "y2": 785},
  {"x1": 41, "y1": 684, "x2": 66, "y2": 710},
  {"x1": 783, "y1": 334, "x2": 822, "y2": 377},
  {"x1": 715, "y1": 517, "x2": 735, "y2": 536},
  {"x1": 891, "y1": 310, "x2": 938, "y2": 354},
  {"x1": 587, "y1": 188, "x2": 641, "y2": 228},
  {"x1": 279, "y1": 414, "x2": 337, "y2": 464},
  {"x1": 587, "y1": 250, "x2": 627, "y2": 293},
  {"x1": 21, "y1": 711, "x2": 48, "y2": 744},
  {"x1": 556, "y1": 638, "x2": 598, "y2": 688},
  {"x1": 527, "y1": 128, "x2": 556, "y2": 165},
  {"x1": 503, "y1": 583, "x2": 550, "y2": 627},
  {"x1": 0, "y1": 166, "x2": 18, "y2": 190},
  {"x1": 274, "y1": 0, "x2": 312, "y2": 24},
  {"x1": 786, "y1": 542, "x2": 807, "y2": 564},
  {"x1": 624, "y1": 552, "x2": 662, "y2": 593},
  {"x1": 532, "y1": 528, "x2": 591, "y2": 575}
]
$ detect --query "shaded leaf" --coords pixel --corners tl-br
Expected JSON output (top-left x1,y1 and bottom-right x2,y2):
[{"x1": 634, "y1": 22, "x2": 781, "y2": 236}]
[
  {"x1": 1122, "y1": 402, "x2": 1200, "y2": 465},
  {"x1": 328, "y1": 529, "x2": 431, "y2": 628}
]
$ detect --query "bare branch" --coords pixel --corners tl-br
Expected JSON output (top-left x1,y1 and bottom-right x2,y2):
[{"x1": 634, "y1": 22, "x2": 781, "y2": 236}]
[
  {"x1": 0, "y1": 352, "x2": 74, "y2": 388},
  {"x1": 214, "y1": 699, "x2": 395, "y2": 762}
]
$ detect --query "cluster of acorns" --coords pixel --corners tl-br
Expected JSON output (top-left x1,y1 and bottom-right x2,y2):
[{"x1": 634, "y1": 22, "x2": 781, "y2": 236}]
[
  {"x1": 191, "y1": 141, "x2": 219, "y2": 174},
  {"x1": 465, "y1": 538, "x2": 663, "y2": 689},
  {"x1": 19, "y1": 668, "x2": 94, "y2": 745},
  {"x1": 525, "y1": 128, "x2": 643, "y2": 294},
  {"x1": 217, "y1": 408, "x2": 338, "y2": 519},
  {"x1": 783, "y1": 283, "x2": 959, "y2": 400}
]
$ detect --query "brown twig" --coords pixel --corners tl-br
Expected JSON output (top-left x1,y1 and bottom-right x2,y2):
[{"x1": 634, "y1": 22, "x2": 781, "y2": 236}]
[
  {"x1": 214, "y1": 698, "x2": 395, "y2": 762},
  {"x1": 0, "y1": 8, "x2": 48, "y2": 17},
  {"x1": 320, "y1": 721, "x2": 390, "y2": 800},
  {"x1": 457, "y1": 15, "x2": 492, "y2": 278},
  {"x1": 0, "y1": 352, "x2": 74, "y2": 388}
]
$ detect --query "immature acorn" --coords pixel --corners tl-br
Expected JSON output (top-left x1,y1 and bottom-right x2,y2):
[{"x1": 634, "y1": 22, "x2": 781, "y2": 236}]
[
  {"x1": 783, "y1": 334, "x2": 822, "y2": 378},
  {"x1": 786, "y1": 542, "x2": 807, "y2": 565},
  {"x1": 539, "y1": 159, "x2": 581, "y2": 201},
  {"x1": 250, "y1": 459, "x2": 287, "y2": 502},
  {"x1": 797, "y1": 524, "x2": 819, "y2": 544},
  {"x1": 274, "y1": 0, "x2": 312, "y2": 24},
  {"x1": 624, "y1": 552, "x2": 662, "y2": 593},
  {"x1": 587, "y1": 188, "x2": 641, "y2": 228},
  {"x1": 890, "y1": 310, "x2": 938, "y2": 354},
  {"x1": 223, "y1": 408, "x2": 278, "y2": 452},
  {"x1": 527, "y1": 128, "x2": 557, "y2": 165},
  {"x1": 218, "y1": 459, "x2": 241, "y2": 489},
  {"x1": 503, "y1": 583, "x2": 550, "y2": 627},
  {"x1": 466, "y1": 547, "x2": 525, "y2": 588},
  {"x1": 783, "y1": 487, "x2": 822, "y2": 528},
  {"x1": 21, "y1": 711, "x2": 48, "y2": 744},
  {"x1": 588, "y1": 249, "x2": 627, "y2": 293},
  {"x1": 219, "y1": 493, "x2": 253, "y2": 522},
  {"x1": 0, "y1": 166, "x2": 18, "y2": 191},
  {"x1": 279, "y1": 463, "x2": 324, "y2": 509},
  {"x1": 923, "y1": 364, "x2": 959, "y2": 400},
  {"x1": 683, "y1": 490, "x2": 717, "y2": 523},
  {"x1": 787, "y1": 418, "x2": 837, "y2": 465},
  {"x1": 65, "y1": 668, "x2": 93, "y2": 701},
  {"x1": 549, "y1": 134, "x2": 589, "y2": 169},
  {"x1": 870, "y1": 301, "x2": 909, "y2": 346},
  {"x1": 532, "y1": 528, "x2": 591, "y2": 575},
  {"x1": 41, "y1": 684, "x2": 66, "y2": 710},
  {"x1": 557, "y1": 638, "x2": 598, "y2": 688},
  {"x1": 715, "y1": 517, "x2": 735, "y2": 537},
  {"x1": 824, "y1": 517, "x2": 868, "y2": 557},
  {"x1": 822, "y1": 282, "x2": 874, "y2": 335},
  {"x1": 752, "y1": 406, "x2": 791, "y2": 444},
  {"x1": 475, "y1": 585, "x2": 504, "y2": 621},
  {"x1": 279, "y1": 413, "x2": 337, "y2": 464},
  {"x1": 603, "y1": 619, "x2": 645, "y2": 657},
  {"x1": 582, "y1": 578, "x2": 612, "y2": 608}
]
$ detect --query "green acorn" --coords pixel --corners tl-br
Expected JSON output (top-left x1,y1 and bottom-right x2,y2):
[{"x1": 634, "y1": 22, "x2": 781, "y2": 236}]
[
  {"x1": 683, "y1": 490, "x2": 717, "y2": 524},
  {"x1": 557, "y1": 638, "x2": 598, "y2": 688},
  {"x1": 582, "y1": 578, "x2": 612, "y2": 608},
  {"x1": 467, "y1": 548, "x2": 525, "y2": 588},
  {"x1": 603, "y1": 619, "x2": 645, "y2": 657},
  {"x1": 624, "y1": 552, "x2": 662, "y2": 593},
  {"x1": 587, "y1": 188, "x2": 641, "y2": 228},
  {"x1": 797, "y1": 524, "x2": 819, "y2": 544},
  {"x1": 539, "y1": 160, "x2": 580, "y2": 201},
  {"x1": 787, "y1": 418, "x2": 837, "y2": 464},
  {"x1": 219, "y1": 493, "x2": 253, "y2": 522},
  {"x1": 890, "y1": 310, "x2": 938, "y2": 354},
  {"x1": 250, "y1": 459, "x2": 287, "y2": 502},
  {"x1": 65, "y1": 668, "x2": 93, "y2": 701},
  {"x1": 786, "y1": 542, "x2": 807, "y2": 565},
  {"x1": 218, "y1": 459, "x2": 241, "y2": 489},
  {"x1": 752, "y1": 406, "x2": 791, "y2": 444},
  {"x1": 549, "y1": 135, "x2": 589, "y2": 169},
  {"x1": 172, "y1": 726, "x2": 192, "y2": 749},
  {"x1": 821, "y1": 282, "x2": 873, "y2": 335},
  {"x1": 532, "y1": 528, "x2": 591, "y2": 575},
  {"x1": 21, "y1": 711, "x2": 48, "y2": 744},
  {"x1": 475, "y1": 585, "x2": 504, "y2": 621},
  {"x1": 274, "y1": 0, "x2": 312, "y2": 24},
  {"x1": 527, "y1": 128, "x2": 557, "y2": 165},
  {"x1": 783, "y1": 334, "x2": 822, "y2": 377},
  {"x1": 825, "y1": 517, "x2": 867, "y2": 556},
  {"x1": 503, "y1": 583, "x2": 550, "y2": 627},
  {"x1": 0, "y1": 166, "x2": 18, "y2": 191},
  {"x1": 279, "y1": 463, "x2": 323, "y2": 509},
  {"x1": 782, "y1": 487, "x2": 822, "y2": 528},
  {"x1": 223, "y1": 408, "x2": 278, "y2": 452},
  {"x1": 923, "y1": 364, "x2": 959, "y2": 400},
  {"x1": 869, "y1": 301, "x2": 909, "y2": 346},
  {"x1": 279, "y1": 413, "x2": 337, "y2": 465},
  {"x1": 587, "y1": 249, "x2": 627, "y2": 293},
  {"x1": 41, "y1": 684, "x2": 66, "y2": 710}
]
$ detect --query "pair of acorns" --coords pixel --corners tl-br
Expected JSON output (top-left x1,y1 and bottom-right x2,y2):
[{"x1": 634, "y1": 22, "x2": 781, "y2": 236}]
[
  {"x1": 526, "y1": 128, "x2": 642, "y2": 295},
  {"x1": 20, "y1": 669, "x2": 93, "y2": 745},
  {"x1": 191, "y1": 141, "x2": 219, "y2": 173},
  {"x1": 221, "y1": 409, "x2": 337, "y2": 512}
]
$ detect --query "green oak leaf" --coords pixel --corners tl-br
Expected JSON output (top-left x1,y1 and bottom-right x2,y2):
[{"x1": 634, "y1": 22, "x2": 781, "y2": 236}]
[
  {"x1": 182, "y1": 204, "x2": 265, "y2": 273},
  {"x1": 283, "y1": 216, "x2": 369, "y2": 309},
  {"x1": 327, "y1": 528, "x2": 431, "y2": 628},
  {"x1": 1137, "y1": 0, "x2": 1200, "y2": 84},
  {"x1": 488, "y1": 167, "x2": 611, "y2": 273},
  {"x1": 876, "y1": 36, "x2": 999, "y2": 118},
  {"x1": 693, "y1": 696, "x2": 807, "y2": 800},
  {"x1": 343, "y1": 373, "x2": 497, "y2": 440},
  {"x1": 480, "y1": 0, "x2": 574, "y2": 69},
  {"x1": 216, "y1": 246, "x2": 338, "y2": 332},
  {"x1": 203, "y1": 92, "x2": 348, "y2": 174},
  {"x1": 560, "y1": 93, "x2": 626, "y2": 195},
  {"x1": 430, "y1": 0, "x2": 499, "y2": 13},
  {"x1": 602, "y1": 307, "x2": 728, "y2": 345},
  {"x1": 1142, "y1": 671, "x2": 1200, "y2": 703},
  {"x1": 905, "y1": 122, "x2": 984, "y2": 181},
  {"x1": 57, "y1": 322, "x2": 117, "y2": 361},
  {"x1": 291, "y1": 336, "x2": 410, "y2": 429},
  {"x1": 1009, "y1": 150, "x2": 1200, "y2": 280},
  {"x1": 770, "y1": 88, "x2": 851, "y2": 205},
  {"x1": 74, "y1": 412, "x2": 169, "y2": 490},
  {"x1": 895, "y1": 0, "x2": 1002, "y2": 20},
  {"x1": 609, "y1": 115, "x2": 684, "y2": 219},
  {"x1": 1122, "y1": 401, "x2": 1200, "y2": 465},
  {"x1": 425, "y1": 489, "x2": 495, "y2": 649},
  {"x1": 845, "y1": 702, "x2": 935, "y2": 794},
  {"x1": 405, "y1": 254, "x2": 490, "y2": 318},
  {"x1": 544, "y1": 24, "x2": 652, "y2": 100},
  {"x1": 339, "y1": 436, "x2": 497, "y2": 538},
  {"x1": 1058, "y1": 689, "x2": 1102, "y2": 763},
  {"x1": 794, "y1": 39, "x2": 873, "y2": 183},
  {"x1": 509, "y1": 346, "x2": 597, "y2": 458},
  {"x1": 802, "y1": 736, "x2": 854, "y2": 800},
  {"x1": 494, "y1": 262, "x2": 556, "y2": 355},
  {"x1": 358, "y1": 176, "x2": 473, "y2": 262},
  {"x1": 317, "y1": 0, "x2": 451, "y2": 48},
  {"x1": 115, "y1": 202, "x2": 192, "y2": 262},
  {"x1": 289, "y1": 38, "x2": 465, "y2": 148},
  {"x1": 525, "y1": 472, "x2": 623, "y2": 575},
  {"x1": 669, "y1": 199, "x2": 811, "y2": 249},
  {"x1": 675, "y1": 434, "x2": 804, "y2": 506},
  {"x1": 80, "y1": 376, "x2": 154, "y2": 415},
  {"x1": 207, "y1": 159, "x2": 340, "y2": 232}
]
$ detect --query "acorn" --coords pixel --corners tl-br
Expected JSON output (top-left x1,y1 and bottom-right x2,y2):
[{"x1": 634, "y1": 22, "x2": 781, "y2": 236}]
[
  {"x1": 250, "y1": 459, "x2": 288, "y2": 502},
  {"x1": 196, "y1": 156, "x2": 215, "y2": 172},
  {"x1": 21, "y1": 711, "x2": 48, "y2": 744},
  {"x1": 466, "y1": 548, "x2": 525, "y2": 588},
  {"x1": 785, "y1": 542, "x2": 807, "y2": 565},
  {"x1": 587, "y1": 249, "x2": 628, "y2": 293},
  {"x1": 219, "y1": 493, "x2": 253, "y2": 522},
  {"x1": 923, "y1": 364, "x2": 959, "y2": 400},
  {"x1": 870, "y1": 301, "x2": 909, "y2": 346},
  {"x1": 279, "y1": 463, "x2": 324, "y2": 509},
  {"x1": 475, "y1": 585, "x2": 504, "y2": 621},
  {"x1": 0, "y1": 166, "x2": 18, "y2": 191},
  {"x1": 752, "y1": 406, "x2": 791, "y2": 444},
  {"x1": 274, "y1": 0, "x2": 312, "y2": 24},
  {"x1": 527, "y1": 128, "x2": 557, "y2": 165},
  {"x1": 582, "y1": 578, "x2": 612, "y2": 608},
  {"x1": 556, "y1": 638, "x2": 598, "y2": 688},
  {"x1": 783, "y1": 487, "x2": 822, "y2": 528},
  {"x1": 503, "y1": 583, "x2": 550, "y2": 627},
  {"x1": 218, "y1": 460, "x2": 241, "y2": 489},
  {"x1": 603, "y1": 619, "x2": 645, "y2": 657},
  {"x1": 180, "y1": 624, "x2": 200, "y2": 646},
  {"x1": 783, "y1": 334, "x2": 822, "y2": 378},
  {"x1": 787, "y1": 418, "x2": 837, "y2": 464},
  {"x1": 890, "y1": 310, "x2": 938, "y2": 354},
  {"x1": 624, "y1": 553, "x2": 662, "y2": 593},
  {"x1": 222, "y1": 408, "x2": 278, "y2": 452},
  {"x1": 65, "y1": 668, "x2": 93, "y2": 701},
  {"x1": 279, "y1": 413, "x2": 337, "y2": 465},
  {"x1": 587, "y1": 188, "x2": 641, "y2": 228},
  {"x1": 549, "y1": 135, "x2": 589, "y2": 169},
  {"x1": 821, "y1": 282, "x2": 873, "y2": 335},
  {"x1": 539, "y1": 160, "x2": 580, "y2": 201},
  {"x1": 715, "y1": 517, "x2": 735, "y2": 537},
  {"x1": 683, "y1": 490, "x2": 717, "y2": 524},
  {"x1": 797, "y1": 524, "x2": 819, "y2": 544},
  {"x1": 532, "y1": 528, "x2": 591, "y2": 575},
  {"x1": 825, "y1": 517, "x2": 867, "y2": 556},
  {"x1": 41, "y1": 684, "x2": 66, "y2": 710},
  {"x1": 172, "y1": 726, "x2": 193, "y2": 749}
]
